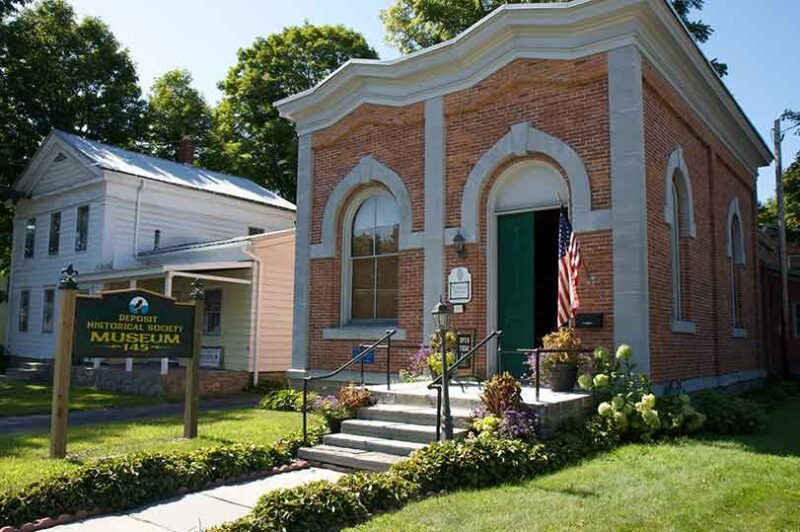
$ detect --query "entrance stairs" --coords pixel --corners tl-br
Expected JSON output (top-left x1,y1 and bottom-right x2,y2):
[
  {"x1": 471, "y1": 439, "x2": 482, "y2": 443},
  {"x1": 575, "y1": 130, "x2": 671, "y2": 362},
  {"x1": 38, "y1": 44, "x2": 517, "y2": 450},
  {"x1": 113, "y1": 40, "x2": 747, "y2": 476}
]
[{"x1": 297, "y1": 387, "x2": 475, "y2": 472}]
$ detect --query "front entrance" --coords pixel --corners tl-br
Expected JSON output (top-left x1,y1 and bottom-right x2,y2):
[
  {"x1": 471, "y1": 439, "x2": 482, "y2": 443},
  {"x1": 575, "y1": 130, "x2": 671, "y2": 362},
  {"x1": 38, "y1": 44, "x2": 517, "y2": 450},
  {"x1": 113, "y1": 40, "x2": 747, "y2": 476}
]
[{"x1": 497, "y1": 209, "x2": 559, "y2": 378}]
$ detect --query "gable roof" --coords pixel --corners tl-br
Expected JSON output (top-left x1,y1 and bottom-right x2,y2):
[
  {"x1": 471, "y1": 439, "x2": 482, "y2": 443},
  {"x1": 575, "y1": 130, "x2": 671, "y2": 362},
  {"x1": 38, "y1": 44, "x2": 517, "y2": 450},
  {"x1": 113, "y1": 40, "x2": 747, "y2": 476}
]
[
  {"x1": 28, "y1": 130, "x2": 295, "y2": 211},
  {"x1": 274, "y1": 0, "x2": 772, "y2": 174}
]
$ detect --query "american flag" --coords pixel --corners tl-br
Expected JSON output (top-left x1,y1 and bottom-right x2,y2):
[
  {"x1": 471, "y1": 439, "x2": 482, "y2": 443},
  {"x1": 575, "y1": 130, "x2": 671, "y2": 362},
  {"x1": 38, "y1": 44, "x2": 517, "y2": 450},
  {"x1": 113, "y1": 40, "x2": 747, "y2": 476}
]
[{"x1": 557, "y1": 206, "x2": 582, "y2": 327}]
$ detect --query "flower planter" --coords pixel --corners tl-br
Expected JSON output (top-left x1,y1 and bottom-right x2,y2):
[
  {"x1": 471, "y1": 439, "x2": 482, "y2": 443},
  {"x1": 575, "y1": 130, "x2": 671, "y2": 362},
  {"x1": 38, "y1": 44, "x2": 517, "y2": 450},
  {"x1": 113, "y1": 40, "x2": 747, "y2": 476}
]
[
  {"x1": 549, "y1": 363, "x2": 578, "y2": 392},
  {"x1": 327, "y1": 418, "x2": 343, "y2": 433}
]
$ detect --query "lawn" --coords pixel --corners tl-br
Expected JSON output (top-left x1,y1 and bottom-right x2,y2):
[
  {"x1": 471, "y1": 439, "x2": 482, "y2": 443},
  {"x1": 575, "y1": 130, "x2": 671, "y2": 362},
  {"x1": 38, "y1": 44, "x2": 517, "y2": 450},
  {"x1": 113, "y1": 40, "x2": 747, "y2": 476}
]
[
  {"x1": 351, "y1": 397, "x2": 800, "y2": 532},
  {"x1": 0, "y1": 408, "x2": 313, "y2": 493},
  {"x1": 0, "y1": 380, "x2": 168, "y2": 417}
]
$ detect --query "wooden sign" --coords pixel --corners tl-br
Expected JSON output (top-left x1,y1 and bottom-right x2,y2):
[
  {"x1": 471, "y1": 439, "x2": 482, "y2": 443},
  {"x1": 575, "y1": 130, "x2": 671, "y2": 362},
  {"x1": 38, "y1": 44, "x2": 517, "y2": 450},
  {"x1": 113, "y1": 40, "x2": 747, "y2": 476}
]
[{"x1": 74, "y1": 289, "x2": 195, "y2": 359}]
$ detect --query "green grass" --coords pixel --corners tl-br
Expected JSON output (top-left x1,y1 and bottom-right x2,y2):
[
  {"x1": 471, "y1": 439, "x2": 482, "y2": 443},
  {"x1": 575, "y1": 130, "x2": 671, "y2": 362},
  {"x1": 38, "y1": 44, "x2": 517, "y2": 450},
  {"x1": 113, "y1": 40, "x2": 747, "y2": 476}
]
[
  {"x1": 0, "y1": 408, "x2": 314, "y2": 493},
  {"x1": 351, "y1": 398, "x2": 800, "y2": 532},
  {"x1": 0, "y1": 380, "x2": 168, "y2": 417}
]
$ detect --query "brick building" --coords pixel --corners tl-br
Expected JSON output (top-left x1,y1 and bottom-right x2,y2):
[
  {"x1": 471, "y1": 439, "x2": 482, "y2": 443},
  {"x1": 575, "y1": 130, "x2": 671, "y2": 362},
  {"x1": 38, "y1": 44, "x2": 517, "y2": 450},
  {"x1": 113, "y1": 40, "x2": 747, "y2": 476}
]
[{"x1": 276, "y1": 0, "x2": 773, "y2": 390}]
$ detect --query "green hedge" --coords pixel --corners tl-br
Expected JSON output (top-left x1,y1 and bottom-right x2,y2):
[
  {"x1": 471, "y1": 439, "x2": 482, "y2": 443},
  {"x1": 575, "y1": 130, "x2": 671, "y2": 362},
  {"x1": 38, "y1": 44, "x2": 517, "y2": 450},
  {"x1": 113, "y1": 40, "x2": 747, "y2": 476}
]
[
  {"x1": 0, "y1": 429, "x2": 325, "y2": 528},
  {"x1": 212, "y1": 417, "x2": 621, "y2": 532}
]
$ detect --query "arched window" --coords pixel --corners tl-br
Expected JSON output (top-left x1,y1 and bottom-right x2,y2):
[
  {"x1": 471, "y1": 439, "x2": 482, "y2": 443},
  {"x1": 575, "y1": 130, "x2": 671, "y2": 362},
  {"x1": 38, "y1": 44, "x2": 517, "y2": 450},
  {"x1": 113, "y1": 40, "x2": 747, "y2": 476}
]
[
  {"x1": 349, "y1": 193, "x2": 400, "y2": 322},
  {"x1": 664, "y1": 147, "x2": 696, "y2": 330},
  {"x1": 670, "y1": 180, "x2": 684, "y2": 321},
  {"x1": 727, "y1": 198, "x2": 746, "y2": 334}
]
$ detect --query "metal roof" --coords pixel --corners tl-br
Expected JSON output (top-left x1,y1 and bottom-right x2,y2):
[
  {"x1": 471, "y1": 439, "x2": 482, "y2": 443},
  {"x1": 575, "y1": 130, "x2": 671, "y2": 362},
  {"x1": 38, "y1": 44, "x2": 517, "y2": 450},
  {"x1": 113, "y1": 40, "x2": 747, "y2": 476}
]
[{"x1": 53, "y1": 130, "x2": 296, "y2": 211}]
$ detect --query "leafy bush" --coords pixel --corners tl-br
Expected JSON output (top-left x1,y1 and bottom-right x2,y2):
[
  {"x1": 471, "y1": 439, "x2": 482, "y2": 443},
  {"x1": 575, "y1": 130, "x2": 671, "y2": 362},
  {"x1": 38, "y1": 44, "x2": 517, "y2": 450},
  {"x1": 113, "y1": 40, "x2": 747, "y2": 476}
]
[
  {"x1": 480, "y1": 372, "x2": 522, "y2": 416},
  {"x1": 338, "y1": 383, "x2": 375, "y2": 411},
  {"x1": 426, "y1": 350, "x2": 455, "y2": 378},
  {"x1": 694, "y1": 391, "x2": 766, "y2": 435},
  {"x1": 743, "y1": 378, "x2": 799, "y2": 410},
  {"x1": 0, "y1": 429, "x2": 325, "y2": 528},
  {"x1": 258, "y1": 389, "x2": 310, "y2": 412}
]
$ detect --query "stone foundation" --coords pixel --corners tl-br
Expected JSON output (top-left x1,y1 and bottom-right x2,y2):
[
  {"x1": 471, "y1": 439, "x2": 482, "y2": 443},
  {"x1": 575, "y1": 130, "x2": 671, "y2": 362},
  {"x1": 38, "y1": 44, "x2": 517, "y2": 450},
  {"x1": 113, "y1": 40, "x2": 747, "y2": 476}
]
[{"x1": 71, "y1": 365, "x2": 250, "y2": 397}]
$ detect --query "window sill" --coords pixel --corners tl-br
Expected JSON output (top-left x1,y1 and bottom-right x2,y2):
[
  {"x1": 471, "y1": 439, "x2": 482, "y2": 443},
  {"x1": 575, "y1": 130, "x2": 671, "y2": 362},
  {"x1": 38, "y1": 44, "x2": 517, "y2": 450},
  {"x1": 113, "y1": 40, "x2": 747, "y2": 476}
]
[
  {"x1": 322, "y1": 325, "x2": 406, "y2": 341},
  {"x1": 671, "y1": 320, "x2": 696, "y2": 335},
  {"x1": 733, "y1": 328, "x2": 747, "y2": 339}
]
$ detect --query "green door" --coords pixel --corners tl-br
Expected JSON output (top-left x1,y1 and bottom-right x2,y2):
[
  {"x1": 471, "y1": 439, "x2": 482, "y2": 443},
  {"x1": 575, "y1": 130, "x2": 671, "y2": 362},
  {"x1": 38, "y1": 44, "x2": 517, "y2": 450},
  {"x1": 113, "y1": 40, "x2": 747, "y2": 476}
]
[{"x1": 497, "y1": 212, "x2": 535, "y2": 378}]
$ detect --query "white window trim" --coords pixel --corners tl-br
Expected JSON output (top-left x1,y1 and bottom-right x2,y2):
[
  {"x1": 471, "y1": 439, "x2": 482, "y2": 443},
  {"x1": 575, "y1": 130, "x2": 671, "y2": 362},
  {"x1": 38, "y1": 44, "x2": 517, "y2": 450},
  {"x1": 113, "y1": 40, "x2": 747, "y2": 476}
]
[
  {"x1": 339, "y1": 186, "x2": 400, "y2": 329},
  {"x1": 663, "y1": 146, "x2": 697, "y2": 239},
  {"x1": 41, "y1": 287, "x2": 55, "y2": 334},
  {"x1": 665, "y1": 147, "x2": 696, "y2": 332},
  {"x1": 75, "y1": 204, "x2": 90, "y2": 253}
]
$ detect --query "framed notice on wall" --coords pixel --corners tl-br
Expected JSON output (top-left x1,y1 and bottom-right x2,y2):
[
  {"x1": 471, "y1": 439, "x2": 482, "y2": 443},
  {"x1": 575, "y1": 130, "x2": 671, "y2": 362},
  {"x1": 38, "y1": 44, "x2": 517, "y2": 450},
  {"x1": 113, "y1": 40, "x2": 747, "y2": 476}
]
[
  {"x1": 200, "y1": 346, "x2": 223, "y2": 369},
  {"x1": 455, "y1": 329, "x2": 476, "y2": 375}
]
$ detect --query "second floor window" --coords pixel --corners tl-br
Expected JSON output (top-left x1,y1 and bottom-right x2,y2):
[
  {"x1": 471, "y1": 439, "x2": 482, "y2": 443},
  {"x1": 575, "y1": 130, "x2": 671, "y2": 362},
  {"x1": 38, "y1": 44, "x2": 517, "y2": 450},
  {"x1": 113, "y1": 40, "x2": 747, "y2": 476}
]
[
  {"x1": 42, "y1": 289, "x2": 55, "y2": 333},
  {"x1": 49, "y1": 212, "x2": 61, "y2": 256},
  {"x1": 75, "y1": 205, "x2": 89, "y2": 251},
  {"x1": 24, "y1": 218, "x2": 36, "y2": 258},
  {"x1": 19, "y1": 290, "x2": 30, "y2": 332},
  {"x1": 203, "y1": 289, "x2": 222, "y2": 335}
]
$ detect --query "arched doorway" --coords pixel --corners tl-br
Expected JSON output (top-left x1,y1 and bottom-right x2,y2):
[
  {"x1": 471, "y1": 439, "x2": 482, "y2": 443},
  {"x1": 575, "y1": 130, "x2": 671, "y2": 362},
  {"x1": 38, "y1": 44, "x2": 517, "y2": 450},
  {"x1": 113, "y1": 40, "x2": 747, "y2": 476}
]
[{"x1": 487, "y1": 160, "x2": 569, "y2": 378}]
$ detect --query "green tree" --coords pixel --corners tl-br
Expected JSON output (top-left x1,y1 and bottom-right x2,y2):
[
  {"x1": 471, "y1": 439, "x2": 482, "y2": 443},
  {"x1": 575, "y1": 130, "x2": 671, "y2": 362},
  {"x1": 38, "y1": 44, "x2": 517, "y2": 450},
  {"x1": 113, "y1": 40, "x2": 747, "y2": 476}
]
[
  {"x1": 759, "y1": 110, "x2": 800, "y2": 233},
  {"x1": 144, "y1": 69, "x2": 212, "y2": 161},
  {"x1": 0, "y1": 0, "x2": 146, "y2": 272},
  {"x1": 381, "y1": 0, "x2": 727, "y2": 76},
  {"x1": 209, "y1": 23, "x2": 377, "y2": 201}
]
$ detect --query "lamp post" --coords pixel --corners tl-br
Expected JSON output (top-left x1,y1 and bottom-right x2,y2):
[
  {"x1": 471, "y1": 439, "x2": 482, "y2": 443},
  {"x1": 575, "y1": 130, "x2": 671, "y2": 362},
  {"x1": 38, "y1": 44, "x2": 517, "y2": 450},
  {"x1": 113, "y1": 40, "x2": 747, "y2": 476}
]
[{"x1": 431, "y1": 296, "x2": 453, "y2": 439}]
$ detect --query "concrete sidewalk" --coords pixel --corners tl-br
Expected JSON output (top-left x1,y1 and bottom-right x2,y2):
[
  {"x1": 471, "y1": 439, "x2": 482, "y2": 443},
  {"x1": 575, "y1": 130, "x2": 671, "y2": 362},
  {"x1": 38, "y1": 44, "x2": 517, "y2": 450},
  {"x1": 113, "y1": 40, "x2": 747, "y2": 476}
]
[
  {"x1": 0, "y1": 396, "x2": 259, "y2": 435},
  {"x1": 50, "y1": 467, "x2": 345, "y2": 531}
]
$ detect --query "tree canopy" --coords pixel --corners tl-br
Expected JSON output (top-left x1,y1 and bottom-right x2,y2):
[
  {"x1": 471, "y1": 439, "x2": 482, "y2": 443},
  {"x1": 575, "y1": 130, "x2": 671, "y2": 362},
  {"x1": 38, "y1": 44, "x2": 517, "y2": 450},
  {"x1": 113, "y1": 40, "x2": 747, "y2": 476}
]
[
  {"x1": 208, "y1": 23, "x2": 378, "y2": 201},
  {"x1": 759, "y1": 110, "x2": 800, "y2": 235},
  {"x1": 0, "y1": 0, "x2": 146, "y2": 274},
  {"x1": 143, "y1": 69, "x2": 212, "y2": 161},
  {"x1": 380, "y1": 0, "x2": 727, "y2": 76}
]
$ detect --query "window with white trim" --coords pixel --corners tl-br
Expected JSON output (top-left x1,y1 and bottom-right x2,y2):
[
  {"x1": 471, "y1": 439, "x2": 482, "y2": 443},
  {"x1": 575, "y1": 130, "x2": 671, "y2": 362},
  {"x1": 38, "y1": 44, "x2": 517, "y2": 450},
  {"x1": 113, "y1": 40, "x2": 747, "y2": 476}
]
[
  {"x1": 349, "y1": 193, "x2": 399, "y2": 322},
  {"x1": 727, "y1": 198, "x2": 746, "y2": 333},
  {"x1": 24, "y1": 218, "x2": 36, "y2": 258},
  {"x1": 42, "y1": 289, "x2": 55, "y2": 333},
  {"x1": 669, "y1": 180, "x2": 684, "y2": 321},
  {"x1": 203, "y1": 289, "x2": 222, "y2": 335},
  {"x1": 75, "y1": 205, "x2": 89, "y2": 252},
  {"x1": 18, "y1": 290, "x2": 30, "y2": 332},
  {"x1": 48, "y1": 212, "x2": 61, "y2": 256}
]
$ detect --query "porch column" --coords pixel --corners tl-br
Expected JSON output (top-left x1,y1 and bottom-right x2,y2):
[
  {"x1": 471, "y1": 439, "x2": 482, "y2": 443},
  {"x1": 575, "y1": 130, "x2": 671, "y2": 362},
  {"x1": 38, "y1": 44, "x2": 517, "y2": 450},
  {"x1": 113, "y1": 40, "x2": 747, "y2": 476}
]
[
  {"x1": 161, "y1": 272, "x2": 173, "y2": 375},
  {"x1": 291, "y1": 133, "x2": 313, "y2": 372},
  {"x1": 609, "y1": 45, "x2": 651, "y2": 375},
  {"x1": 423, "y1": 97, "x2": 446, "y2": 341}
]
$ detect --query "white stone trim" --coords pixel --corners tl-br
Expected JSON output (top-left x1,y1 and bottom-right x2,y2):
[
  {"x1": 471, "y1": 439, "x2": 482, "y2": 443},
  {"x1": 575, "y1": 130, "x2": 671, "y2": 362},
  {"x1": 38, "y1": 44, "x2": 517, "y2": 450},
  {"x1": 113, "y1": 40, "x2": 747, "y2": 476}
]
[
  {"x1": 653, "y1": 369, "x2": 766, "y2": 394},
  {"x1": 311, "y1": 156, "x2": 421, "y2": 260},
  {"x1": 609, "y1": 45, "x2": 650, "y2": 377},
  {"x1": 663, "y1": 146, "x2": 697, "y2": 238},
  {"x1": 456, "y1": 121, "x2": 608, "y2": 243},
  {"x1": 423, "y1": 97, "x2": 445, "y2": 341},
  {"x1": 291, "y1": 134, "x2": 313, "y2": 371},
  {"x1": 671, "y1": 320, "x2": 696, "y2": 335},
  {"x1": 726, "y1": 197, "x2": 746, "y2": 265},
  {"x1": 275, "y1": 1, "x2": 770, "y2": 174},
  {"x1": 321, "y1": 326, "x2": 407, "y2": 341}
]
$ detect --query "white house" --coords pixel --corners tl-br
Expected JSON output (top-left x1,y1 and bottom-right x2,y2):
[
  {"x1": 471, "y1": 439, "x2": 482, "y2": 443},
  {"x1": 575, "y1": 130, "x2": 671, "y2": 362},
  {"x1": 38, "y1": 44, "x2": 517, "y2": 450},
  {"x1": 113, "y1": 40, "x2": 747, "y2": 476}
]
[{"x1": 6, "y1": 130, "x2": 296, "y2": 379}]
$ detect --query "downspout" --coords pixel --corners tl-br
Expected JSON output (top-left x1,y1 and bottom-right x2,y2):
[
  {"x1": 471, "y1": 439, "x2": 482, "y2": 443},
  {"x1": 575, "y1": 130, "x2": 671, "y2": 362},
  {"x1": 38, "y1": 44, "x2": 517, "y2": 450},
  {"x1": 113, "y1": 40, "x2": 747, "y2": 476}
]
[
  {"x1": 132, "y1": 180, "x2": 145, "y2": 260},
  {"x1": 244, "y1": 245, "x2": 263, "y2": 387}
]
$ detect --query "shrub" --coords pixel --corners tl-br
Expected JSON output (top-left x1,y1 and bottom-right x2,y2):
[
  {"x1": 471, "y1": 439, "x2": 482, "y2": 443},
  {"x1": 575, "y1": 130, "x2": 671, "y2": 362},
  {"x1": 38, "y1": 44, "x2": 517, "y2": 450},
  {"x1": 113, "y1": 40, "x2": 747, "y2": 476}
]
[
  {"x1": 258, "y1": 389, "x2": 308, "y2": 412},
  {"x1": 498, "y1": 407, "x2": 539, "y2": 441},
  {"x1": 426, "y1": 350, "x2": 455, "y2": 378},
  {"x1": 0, "y1": 429, "x2": 325, "y2": 528},
  {"x1": 480, "y1": 372, "x2": 522, "y2": 416},
  {"x1": 695, "y1": 391, "x2": 766, "y2": 435},
  {"x1": 338, "y1": 383, "x2": 375, "y2": 411}
]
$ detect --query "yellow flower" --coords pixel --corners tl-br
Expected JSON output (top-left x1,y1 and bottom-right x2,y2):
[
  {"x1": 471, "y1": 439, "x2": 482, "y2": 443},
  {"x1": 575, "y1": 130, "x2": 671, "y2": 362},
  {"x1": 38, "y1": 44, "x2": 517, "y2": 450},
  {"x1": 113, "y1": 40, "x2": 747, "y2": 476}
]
[
  {"x1": 593, "y1": 374, "x2": 610, "y2": 388},
  {"x1": 578, "y1": 373, "x2": 593, "y2": 390},
  {"x1": 598, "y1": 402, "x2": 614, "y2": 417},
  {"x1": 616, "y1": 344, "x2": 633, "y2": 361}
]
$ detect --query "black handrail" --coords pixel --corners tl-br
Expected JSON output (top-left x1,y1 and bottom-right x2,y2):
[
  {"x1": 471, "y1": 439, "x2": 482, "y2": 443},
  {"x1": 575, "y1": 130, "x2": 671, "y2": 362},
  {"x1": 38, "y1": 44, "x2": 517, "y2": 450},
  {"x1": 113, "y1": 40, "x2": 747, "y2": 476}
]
[
  {"x1": 515, "y1": 348, "x2": 594, "y2": 401},
  {"x1": 301, "y1": 329, "x2": 396, "y2": 444},
  {"x1": 429, "y1": 330, "x2": 503, "y2": 441}
]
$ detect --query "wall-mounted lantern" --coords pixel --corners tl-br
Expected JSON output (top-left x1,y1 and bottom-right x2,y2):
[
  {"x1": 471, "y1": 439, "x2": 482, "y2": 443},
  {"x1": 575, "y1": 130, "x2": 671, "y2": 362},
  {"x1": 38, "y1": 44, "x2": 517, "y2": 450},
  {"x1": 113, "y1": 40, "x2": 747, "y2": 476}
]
[{"x1": 453, "y1": 231, "x2": 466, "y2": 258}]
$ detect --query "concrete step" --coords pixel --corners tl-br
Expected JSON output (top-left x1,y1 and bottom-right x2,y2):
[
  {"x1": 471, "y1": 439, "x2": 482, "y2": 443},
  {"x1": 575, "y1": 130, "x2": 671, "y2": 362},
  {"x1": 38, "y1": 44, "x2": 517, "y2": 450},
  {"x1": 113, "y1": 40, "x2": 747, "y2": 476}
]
[
  {"x1": 341, "y1": 418, "x2": 468, "y2": 444},
  {"x1": 297, "y1": 445, "x2": 406, "y2": 472},
  {"x1": 323, "y1": 432, "x2": 427, "y2": 456},
  {"x1": 357, "y1": 403, "x2": 473, "y2": 428},
  {"x1": 369, "y1": 387, "x2": 481, "y2": 409}
]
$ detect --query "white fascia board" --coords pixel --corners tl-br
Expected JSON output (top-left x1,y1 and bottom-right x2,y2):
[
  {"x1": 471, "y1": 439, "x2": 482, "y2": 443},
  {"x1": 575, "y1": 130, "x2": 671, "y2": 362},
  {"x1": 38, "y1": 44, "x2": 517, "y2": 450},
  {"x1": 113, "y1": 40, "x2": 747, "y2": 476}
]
[{"x1": 275, "y1": 0, "x2": 771, "y2": 174}]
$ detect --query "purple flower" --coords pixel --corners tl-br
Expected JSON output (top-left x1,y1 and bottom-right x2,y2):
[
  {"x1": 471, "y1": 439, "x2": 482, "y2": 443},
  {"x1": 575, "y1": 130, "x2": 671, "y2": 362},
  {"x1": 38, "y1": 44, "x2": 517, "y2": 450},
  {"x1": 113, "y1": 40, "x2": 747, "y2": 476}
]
[
  {"x1": 499, "y1": 408, "x2": 539, "y2": 440},
  {"x1": 408, "y1": 345, "x2": 433, "y2": 376}
]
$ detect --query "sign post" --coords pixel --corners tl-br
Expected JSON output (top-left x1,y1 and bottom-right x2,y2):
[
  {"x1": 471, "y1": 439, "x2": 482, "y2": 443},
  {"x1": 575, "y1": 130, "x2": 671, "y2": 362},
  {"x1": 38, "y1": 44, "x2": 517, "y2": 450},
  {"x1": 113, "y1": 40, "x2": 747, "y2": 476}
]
[
  {"x1": 50, "y1": 265, "x2": 78, "y2": 459},
  {"x1": 184, "y1": 279, "x2": 204, "y2": 438}
]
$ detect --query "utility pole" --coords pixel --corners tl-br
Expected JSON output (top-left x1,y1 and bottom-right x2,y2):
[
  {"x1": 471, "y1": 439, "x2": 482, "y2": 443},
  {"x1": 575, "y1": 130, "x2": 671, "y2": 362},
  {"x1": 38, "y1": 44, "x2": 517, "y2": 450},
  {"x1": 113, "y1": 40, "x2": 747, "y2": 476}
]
[{"x1": 773, "y1": 118, "x2": 791, "y2": 377}]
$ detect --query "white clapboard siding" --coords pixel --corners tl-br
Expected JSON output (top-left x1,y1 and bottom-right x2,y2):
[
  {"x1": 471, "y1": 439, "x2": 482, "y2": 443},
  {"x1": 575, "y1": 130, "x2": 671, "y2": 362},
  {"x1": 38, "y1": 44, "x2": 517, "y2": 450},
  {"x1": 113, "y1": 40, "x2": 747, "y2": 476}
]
[{"x1": 252, "y1": 231, "x2": 295, "y2": 373}]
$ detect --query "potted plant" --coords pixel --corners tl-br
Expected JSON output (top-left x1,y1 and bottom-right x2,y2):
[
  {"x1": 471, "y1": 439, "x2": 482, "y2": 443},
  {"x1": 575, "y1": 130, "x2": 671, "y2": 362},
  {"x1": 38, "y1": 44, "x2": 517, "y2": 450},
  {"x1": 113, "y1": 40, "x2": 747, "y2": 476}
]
[
  {"x1": 538, "y1": 327, "x2": 584, "y2": 392},
  {"x1": 311, "y1": 395, "x2": 350, "y2": 433}
]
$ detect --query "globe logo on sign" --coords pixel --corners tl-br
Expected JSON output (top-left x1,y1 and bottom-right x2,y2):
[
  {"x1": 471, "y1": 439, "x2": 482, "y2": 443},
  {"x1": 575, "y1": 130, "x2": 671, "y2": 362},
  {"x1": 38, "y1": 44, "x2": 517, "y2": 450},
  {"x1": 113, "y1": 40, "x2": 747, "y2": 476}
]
[{"x1": 129, "y1": 296, "x2": 150, "y2": 315}]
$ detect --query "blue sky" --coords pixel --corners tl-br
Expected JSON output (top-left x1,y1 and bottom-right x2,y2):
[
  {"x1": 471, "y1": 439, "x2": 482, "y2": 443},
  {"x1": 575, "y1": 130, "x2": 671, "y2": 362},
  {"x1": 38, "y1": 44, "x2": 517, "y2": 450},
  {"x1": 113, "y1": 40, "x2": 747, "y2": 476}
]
[{"x1": 67, "y1": 0, "x2": 800, "y2": 202}]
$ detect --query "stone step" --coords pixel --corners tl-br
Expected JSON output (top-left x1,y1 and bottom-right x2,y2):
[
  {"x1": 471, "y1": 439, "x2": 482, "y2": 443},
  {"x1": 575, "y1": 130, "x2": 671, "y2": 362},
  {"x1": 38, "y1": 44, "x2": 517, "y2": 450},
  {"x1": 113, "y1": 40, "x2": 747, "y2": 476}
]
[
  {"x1": 341, "y1": 418, "x2": 468, "y2": 444},
  {"x1": 323, "y1": 432, "x2": 427, "y2": 456},
  {"x1": 297, "y1": 445, "x2": 406, "y2": 472},
  {"x1": 369, "y1": 387, "x2": 481, "y2": 410},
  {"x1": 358, "y1": 403, "x2": 473, "y2": 428}
]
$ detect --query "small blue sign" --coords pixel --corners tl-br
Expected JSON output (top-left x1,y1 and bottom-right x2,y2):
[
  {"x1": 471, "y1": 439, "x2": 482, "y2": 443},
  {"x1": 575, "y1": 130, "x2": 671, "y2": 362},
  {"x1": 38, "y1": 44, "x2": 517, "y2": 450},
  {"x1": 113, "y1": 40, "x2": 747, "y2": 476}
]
[{"x1": 352, "y1": 345, "x2": 375, "y2": 364}]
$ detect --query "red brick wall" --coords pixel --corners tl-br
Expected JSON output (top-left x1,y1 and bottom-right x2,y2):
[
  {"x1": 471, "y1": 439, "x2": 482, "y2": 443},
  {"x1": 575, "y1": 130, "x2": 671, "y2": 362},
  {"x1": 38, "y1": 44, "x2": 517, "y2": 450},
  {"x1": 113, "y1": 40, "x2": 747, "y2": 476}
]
[{"x1": 642, "y1": 60, "x2": 761, "y2": 382}]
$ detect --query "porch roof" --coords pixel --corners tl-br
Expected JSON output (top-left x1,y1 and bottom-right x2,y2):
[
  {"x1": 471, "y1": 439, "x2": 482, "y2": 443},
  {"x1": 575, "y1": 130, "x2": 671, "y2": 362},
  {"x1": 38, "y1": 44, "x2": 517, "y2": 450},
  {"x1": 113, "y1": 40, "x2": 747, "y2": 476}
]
[{"x1": 79, "y1": 261, "x2": 252, "y2": 285}]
